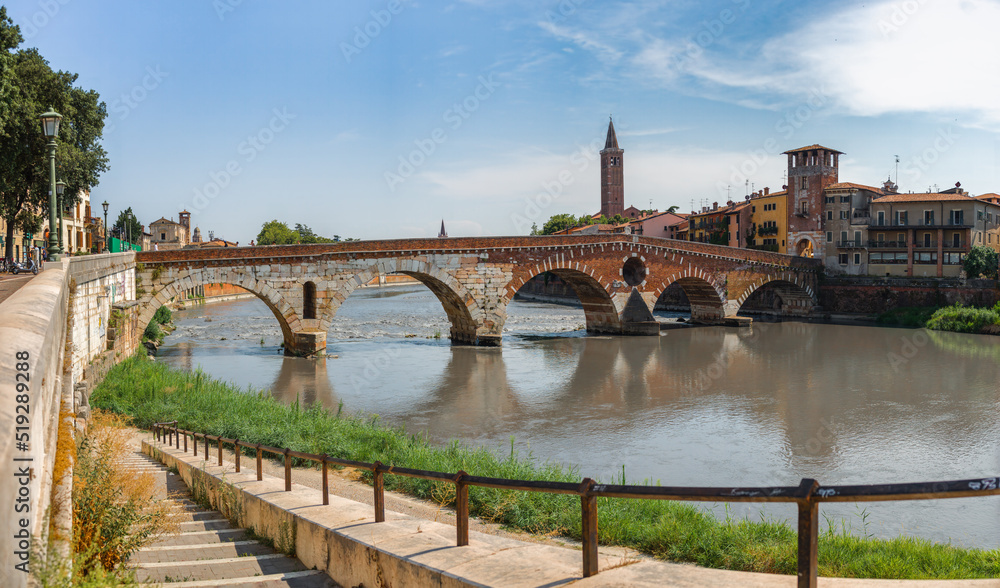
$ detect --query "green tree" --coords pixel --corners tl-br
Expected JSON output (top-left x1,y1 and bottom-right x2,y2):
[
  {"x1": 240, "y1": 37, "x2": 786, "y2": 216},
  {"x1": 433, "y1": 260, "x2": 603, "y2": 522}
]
[
  {"x1": 593, "y1": 214, "x2": 629, "y2": 226},
  {"x1": 540, "y1": 213, "x2": 579, "y2": 234},
  {"x1": 111, "y1": 208, "x2": 142, "y2": 245},
  {"x1": 256, "y1": 220, "x2": 298, "y2": 245},
  {"x1": 294, "y1": 223, "x2": 338, "y2": 243},
  {"x1": 0, "y1": 13, "x2": 109, "y2": 260},
  {"x1": 962, "y1": 245, "x2": 998, "y2": 279}
]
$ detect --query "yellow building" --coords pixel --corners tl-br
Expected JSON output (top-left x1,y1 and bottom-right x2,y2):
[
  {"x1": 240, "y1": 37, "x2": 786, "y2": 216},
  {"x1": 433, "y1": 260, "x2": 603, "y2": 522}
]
[{"x1": 748, "y1": 189, "x2": 788, "y2": 252}]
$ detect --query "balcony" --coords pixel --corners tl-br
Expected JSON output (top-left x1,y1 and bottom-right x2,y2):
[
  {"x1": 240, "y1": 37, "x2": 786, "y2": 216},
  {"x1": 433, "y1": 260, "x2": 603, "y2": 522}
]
[
  {"x1": 867, "y1": 240, "x2": 906, "y2": 249},
  {"x1": 836, "y1": 240, "x2": 865, "y2": 248},
  {"x1": 868, "y1": 219, "x2": 973, "y2": 229}
]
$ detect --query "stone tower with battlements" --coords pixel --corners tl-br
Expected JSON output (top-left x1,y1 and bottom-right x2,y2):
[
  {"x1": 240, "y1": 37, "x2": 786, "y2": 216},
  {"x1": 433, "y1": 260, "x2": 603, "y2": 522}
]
[{"x1": 784, "y1": 144, "x2": 841, "y2": 257}]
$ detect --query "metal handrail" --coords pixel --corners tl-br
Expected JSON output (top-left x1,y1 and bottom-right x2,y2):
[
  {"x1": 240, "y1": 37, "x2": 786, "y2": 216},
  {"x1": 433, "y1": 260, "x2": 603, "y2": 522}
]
[{"x1": 151, "y1": 421, "x2": 1000, "y2": 588}]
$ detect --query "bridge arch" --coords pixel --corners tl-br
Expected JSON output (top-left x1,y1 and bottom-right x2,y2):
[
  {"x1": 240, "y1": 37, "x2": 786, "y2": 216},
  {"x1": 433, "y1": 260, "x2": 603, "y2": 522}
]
[
  {"x1": 736, "y1": 277, "x2": 816, "y2": 317},
  {"x1": 138, "y1": 270, "x2": 299, "y2": 351},
  {"x1": 327, "y1": 259, "x2": 486, "y2": 345},
  {"x1": 655, "y1": 273, "x2": 726, "y2": 323},
  {"x1": 504, "y1": 265, "x2": 622, "y2": 335}
]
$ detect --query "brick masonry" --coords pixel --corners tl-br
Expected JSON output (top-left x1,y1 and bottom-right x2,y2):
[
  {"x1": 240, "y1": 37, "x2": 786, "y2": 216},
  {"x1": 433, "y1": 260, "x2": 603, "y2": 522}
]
[
  {"x1": 136, "y1": 235, "x2": 822, "y2": 355},
  {"x1": 818, "y1": 277, "x2": 1000, "y2": 314}
]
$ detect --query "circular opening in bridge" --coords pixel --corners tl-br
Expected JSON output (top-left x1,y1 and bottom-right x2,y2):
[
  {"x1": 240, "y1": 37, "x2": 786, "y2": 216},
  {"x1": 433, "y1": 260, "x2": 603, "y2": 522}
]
[{"x1": 622, "y1": 257, "x2": 646, "y2": 287}]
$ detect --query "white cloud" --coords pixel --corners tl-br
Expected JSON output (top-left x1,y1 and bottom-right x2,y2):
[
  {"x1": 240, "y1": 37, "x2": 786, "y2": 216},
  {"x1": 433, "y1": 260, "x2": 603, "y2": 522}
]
[
  {"x1": 537, "y1": 21, "x2": 624, "y2": 63},
  {"x1": 652, "y1": 0, "x2": 1000, "y2": 127}
]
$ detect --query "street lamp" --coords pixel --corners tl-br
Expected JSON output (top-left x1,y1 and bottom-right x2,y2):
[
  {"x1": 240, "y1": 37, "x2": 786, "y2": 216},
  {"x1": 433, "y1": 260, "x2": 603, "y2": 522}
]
[
  {"x1": 39, "y1": 108, "x2": 63, "y2": 261},
  {"x1": 102, "y1": 201, "x2": 109, "y2": 252},
  {"x1": 56, "y1": 180, "x2": 66, "y2": 253}
]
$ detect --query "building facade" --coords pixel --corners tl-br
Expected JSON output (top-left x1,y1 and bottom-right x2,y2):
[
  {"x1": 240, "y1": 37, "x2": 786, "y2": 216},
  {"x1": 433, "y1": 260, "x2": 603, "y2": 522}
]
[
  {"x1": 785, "y1": 145, "x2": 842, "y2": 258},
  {"x1": 149, "y1": 210, "x2": 192, "y2": 250},
  {"x1": 599, "y1": 118, "x2": 624, "y2": 218},
  {"x1": 823, "y1": 182, "x2": 885, "y2": 275},
  {"x1": 748, "y1": 188, "x2": 787, "y2": 252}
]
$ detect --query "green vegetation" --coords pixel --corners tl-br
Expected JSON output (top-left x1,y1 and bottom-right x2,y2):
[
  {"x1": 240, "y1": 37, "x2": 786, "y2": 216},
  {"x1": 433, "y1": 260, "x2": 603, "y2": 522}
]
[
  {"x1": 0, "y1": 7, "x2": 110, "y2": 262},
  {"x1": 962, "y1": 245, "x2": 999, "y2": 279},
  {"x1": 91, "y1": 355, "x2": 1000, "y2": 579},
  {"x1": 926, "y1": 304, "x2": 1000, "y2": 334},
  {"x1": 876, "y1": 306, "x2": 940, "y2": 328},
  {"x1": 143, "y1": 304, "x2": 174, "y2": 344},
  {"x1": 256, "y1": 220, "x2": 355, "y2": 245}
]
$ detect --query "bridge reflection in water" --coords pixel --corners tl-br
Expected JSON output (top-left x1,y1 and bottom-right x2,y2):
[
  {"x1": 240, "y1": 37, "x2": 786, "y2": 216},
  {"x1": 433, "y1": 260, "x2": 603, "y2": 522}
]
[{"x1": 161, "y1": 297, "x2": 1000, "y2": 549}]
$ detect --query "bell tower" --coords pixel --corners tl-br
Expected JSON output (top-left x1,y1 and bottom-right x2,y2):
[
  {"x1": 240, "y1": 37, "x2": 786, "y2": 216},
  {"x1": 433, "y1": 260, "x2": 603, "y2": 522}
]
[{"x1": 600, "y1": 117, "x2": 624, "y2": 218}]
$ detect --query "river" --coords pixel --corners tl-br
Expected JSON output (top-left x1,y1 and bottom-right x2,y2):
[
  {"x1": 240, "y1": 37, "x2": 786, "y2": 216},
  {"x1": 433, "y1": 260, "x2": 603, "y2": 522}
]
[{"x1": 157, "y1": 284, "x2": 1000, "y2": 549}]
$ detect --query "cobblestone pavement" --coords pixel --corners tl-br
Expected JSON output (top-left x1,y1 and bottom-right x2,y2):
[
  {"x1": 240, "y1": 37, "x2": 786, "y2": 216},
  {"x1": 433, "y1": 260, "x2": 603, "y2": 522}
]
[
  {"x1": 119, "y1": 448, "x2": 339, "y2": 587},
  {"x1": 0, "y1": 273, "x2": 35, "y2": 305}
]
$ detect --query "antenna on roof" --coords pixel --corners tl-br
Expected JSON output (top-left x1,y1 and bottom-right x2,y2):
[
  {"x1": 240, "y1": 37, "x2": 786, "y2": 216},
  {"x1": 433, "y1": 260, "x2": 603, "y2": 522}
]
[{"x1": 894, "y1": 155, "x2": 900, "y2": 185}]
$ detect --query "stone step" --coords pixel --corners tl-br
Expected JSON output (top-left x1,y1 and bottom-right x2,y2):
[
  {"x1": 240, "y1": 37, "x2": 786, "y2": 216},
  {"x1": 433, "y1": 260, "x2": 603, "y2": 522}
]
[
  {"x1": 150, "y1": 528, "x2": 249, "y2": 546},
  {"x1": 133, "y1": 541, "x2": 273, "y2": 564},
  {"x1": 135, "y1": 553, "x2": 307, "y2": 583},
  {"x1": 177, "y1": 519, "x2": 235, "y2": 532},
  {"x1": 166, "y1": 510, "x2": 226, "y2": 523},
  {"x1": 137, "y1": 569, "x2": 330, "y2": 587}
]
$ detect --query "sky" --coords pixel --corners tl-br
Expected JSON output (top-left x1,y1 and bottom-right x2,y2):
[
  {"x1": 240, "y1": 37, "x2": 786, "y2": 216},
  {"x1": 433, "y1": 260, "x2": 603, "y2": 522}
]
[{"x1": 9, "y1": 0, "x2": 1000, "y2": 242}]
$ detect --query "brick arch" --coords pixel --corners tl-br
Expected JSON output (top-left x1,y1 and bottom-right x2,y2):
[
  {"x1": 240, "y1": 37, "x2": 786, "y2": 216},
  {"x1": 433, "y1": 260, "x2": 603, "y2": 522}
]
[
  {"x1": 139, "y1": 270, "x2": 299, "y2": 348},
  {"x1": 328, "y1": 259, "x2": 485, "y2": 345},
  {"x1": 736, "y1": 275, "x2": 816, "y2": 315},
  {"x1": 502, "y1": 256, "x2": 622, "y2": 335},
  {"x1": 654, "y1": 270, "x2": 727, "y2": 323}
]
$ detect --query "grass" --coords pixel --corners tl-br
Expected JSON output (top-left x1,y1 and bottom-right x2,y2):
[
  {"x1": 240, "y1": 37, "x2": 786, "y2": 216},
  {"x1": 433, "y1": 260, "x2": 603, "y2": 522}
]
[
  {"x1": 90, "y1": 355, "x2": 1000, "y2": 579},
  {"x1": 877, "y1": 303, "x2": 1000, "y2": 335}
]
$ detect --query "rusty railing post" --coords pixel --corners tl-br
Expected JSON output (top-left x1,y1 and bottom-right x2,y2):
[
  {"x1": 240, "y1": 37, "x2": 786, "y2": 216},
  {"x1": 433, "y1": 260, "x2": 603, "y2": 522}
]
[
  {"x1": 454, "y1": 470, "x2": 469, "y2": 546},
  {"x1": 204, "y1": 433, "x2": 209, "y2": 461},
  {"x1": 193, "y1": 433, "x2": 197, "y2": 455},
  {"x1": 256, "y1": 444, "x2": 262, "y2": 481},
  {"x1": 183, "y1": 430, "x2": 187, "y2": 453},
  {"x1": 373, "y1": 461, "x2": 385, "y2": 523},
  {"x1": 796, "y1": 478, "x2": 820, "y2": 588},
  {"x1": 217, "y1": 436, "x2": 223, "y2": 466},
  {"x1": 235, "y1": 439, "x2": 240, "y2": 473},
  {"x1": 284, "y1": 448, "x2": 292, "y2": 491},
  {"x1": 579, "y1": 478, "x2": 598, "y2": 578},
  {"x1": 321, "y1": 454, "x2": 329, "y2": 506}
]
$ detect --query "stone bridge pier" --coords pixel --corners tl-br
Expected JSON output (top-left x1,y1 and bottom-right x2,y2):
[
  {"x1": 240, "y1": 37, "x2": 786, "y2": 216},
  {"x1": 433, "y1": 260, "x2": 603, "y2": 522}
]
[{"x1": 135, "y1": 236, "x2": 821, "y2": 356}]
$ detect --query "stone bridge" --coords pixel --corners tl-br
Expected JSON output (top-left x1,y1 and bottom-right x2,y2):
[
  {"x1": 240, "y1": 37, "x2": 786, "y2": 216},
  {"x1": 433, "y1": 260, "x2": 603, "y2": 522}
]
[{"x1": 135, "y1": 235, "x2": 822, "y2": 355}]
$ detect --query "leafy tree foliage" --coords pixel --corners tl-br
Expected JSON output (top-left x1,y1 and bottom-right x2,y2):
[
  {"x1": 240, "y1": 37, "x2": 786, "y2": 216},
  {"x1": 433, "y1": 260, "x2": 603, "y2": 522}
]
[
  {"x1": 112, "y1": 208, "x2": 142, "y2": 244},
  {"x1": 540, "y1": 213, "x2": 580, "y2": 235},
  {"x1": 593, "y1": 214, "x2": 630, "y2": 226},
  {"x1": 0, "y1": 11, "x2": 109, "y2": 260},
  {"x1": 962, "y1": 245, "x2": 998, "y2": 279},
  {"x1": 257, "y1": 220, "x2": 348, "y2": 245}
]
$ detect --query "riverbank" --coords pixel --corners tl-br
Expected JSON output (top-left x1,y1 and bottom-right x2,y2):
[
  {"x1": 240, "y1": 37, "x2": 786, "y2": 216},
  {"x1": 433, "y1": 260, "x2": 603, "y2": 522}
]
[
  {"x1": 91, "y1": 354, "x2": 1000, "y2": 580},
  {"x1": 878, "y1": 303, "x2": 1000, "y2": 334}
]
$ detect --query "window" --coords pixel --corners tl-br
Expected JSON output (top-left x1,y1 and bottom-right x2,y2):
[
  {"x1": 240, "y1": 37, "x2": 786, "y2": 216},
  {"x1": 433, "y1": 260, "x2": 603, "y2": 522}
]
[
  {"x1": 923, "y1": 233, "x2": 931, "y2": 247},
  {"x1": 825, "y1": 196, "x2": 834, "y2": 204},
  {"x1": 978, "y1": 210, "x2": 984, "y2": 220},
  {"x1": 752, "y1": 206, "x2": 756, "y2": 213},
  {"x1": 840, "y1": 231, "x2": 848, "y2": 243},
  {"x1": 924, "y1": 210, "x2": 934, "y2": 225},
  {"x1": 950, "y1": 210, "x2": 964, "y2": 225},
  {"x1": 827, "y1": 211, "x2": 833, "y2": 220},
  {"x1": 915, "y1": 252, "x2": 937, "y2": 263},
  {"x1": 801, "y1": 177, "x2": 808, "y2": 190},
  {"x1": 877, "y1": 211, "x2": 886, "y2": 225},
  {"x1": 800, "y1": 201, "x2": 808, "y2": 214},
  {"x1": 854, "y1": 231, "x2": 861, "y2": 245},
  {"x1": 160, "y1": 232, "x2": 166, "y2": 240},
  {"x1": 895, "y1": 211, "x2": 907, "y2": 226},
  {"x1": 870, "y1": 252, "x2": 883, "y2": 263},
  {"x1": 854, "y1": 253, "x2": 861, "y2": 264},
  {"x1": 840, "y1": 210, "x2": 849, "y2": 219},
  {"x1": 838, "y1": 253, "x2": 848, "y2": 265},
  {"x1": 841, "y1": 196, "x2": 850, "y2": 203},
  {"x1": 953, "y1": 233, "x2": 961, "y2": 248},
  {"x1": 826, "y1": 231, "x2": 832, "y2": 242}
]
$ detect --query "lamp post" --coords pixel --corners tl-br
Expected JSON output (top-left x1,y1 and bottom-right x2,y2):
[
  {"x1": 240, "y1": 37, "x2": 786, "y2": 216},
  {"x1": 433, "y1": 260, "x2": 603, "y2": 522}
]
[
  {"x1": 39, "y1": 108, "x2": 63, "y2": 261},
  {"x1": 56, "y1": 180, "x2": 66, "y2": 253},
  {"x1": 102, "y1": 201, "x2": 109, "y2": 252}
]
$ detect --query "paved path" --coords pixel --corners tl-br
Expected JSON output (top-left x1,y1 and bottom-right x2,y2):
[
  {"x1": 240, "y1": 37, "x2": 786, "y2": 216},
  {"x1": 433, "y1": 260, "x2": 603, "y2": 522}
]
[
  {"x1": 118, "y1": 444, "x2": 338, "y2": 587},
  {"x1": 0, "y1": 273, "x2": 36, "y2": 305}
]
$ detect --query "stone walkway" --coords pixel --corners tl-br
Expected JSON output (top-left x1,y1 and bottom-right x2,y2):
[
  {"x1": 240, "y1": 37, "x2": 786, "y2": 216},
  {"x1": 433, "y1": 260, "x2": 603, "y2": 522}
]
[
  {"x1": 118, "y1": 447, "x2": 338, "y2": 587},
  {"x1": 0, "y1": 273, "x2": 35, "y2": 305}
]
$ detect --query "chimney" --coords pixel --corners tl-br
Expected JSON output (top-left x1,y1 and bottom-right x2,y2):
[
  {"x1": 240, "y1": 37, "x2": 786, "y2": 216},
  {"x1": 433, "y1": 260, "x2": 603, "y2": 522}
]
[
  {"x1": 764, "y1": 187, "x2": 769, "y2": 195},
  {"x1": 727, "y1": 200, "x2": 734, "y2": 206},
  {"x1": 713, "y1": 202, "x2": 718, "y2": 210}
]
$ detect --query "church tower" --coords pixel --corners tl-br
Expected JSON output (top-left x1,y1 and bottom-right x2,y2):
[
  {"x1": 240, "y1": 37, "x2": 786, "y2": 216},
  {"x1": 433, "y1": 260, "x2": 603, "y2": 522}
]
[{"x1": 600, "y1": 117, "x2": 624, "y2": 218}]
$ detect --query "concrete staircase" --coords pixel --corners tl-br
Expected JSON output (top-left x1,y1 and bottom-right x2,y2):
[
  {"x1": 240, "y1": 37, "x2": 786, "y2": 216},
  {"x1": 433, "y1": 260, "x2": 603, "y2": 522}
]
[{"x1": 119, "y1": 450, "x2": 338, "y2": 587}]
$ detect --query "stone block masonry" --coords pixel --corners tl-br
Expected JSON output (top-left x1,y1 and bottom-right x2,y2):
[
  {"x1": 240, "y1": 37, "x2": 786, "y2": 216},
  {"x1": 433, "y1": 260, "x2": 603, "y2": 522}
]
[{"x1": 137, "y1": 235, "x2": 822, "y2": 355}]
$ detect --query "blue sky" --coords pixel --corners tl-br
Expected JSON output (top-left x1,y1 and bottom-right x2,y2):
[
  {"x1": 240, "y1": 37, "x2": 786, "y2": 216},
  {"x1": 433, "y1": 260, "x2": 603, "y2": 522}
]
[{"x1": 10, "y1": 0, "x2": 1000, "y2": 242}]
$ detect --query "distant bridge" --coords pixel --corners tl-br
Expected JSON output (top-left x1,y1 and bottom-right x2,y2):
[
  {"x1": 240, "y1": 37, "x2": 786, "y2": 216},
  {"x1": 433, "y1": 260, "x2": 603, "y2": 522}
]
[{"x1": 135, "y1": 235, "x2": 821, "y2": 355}]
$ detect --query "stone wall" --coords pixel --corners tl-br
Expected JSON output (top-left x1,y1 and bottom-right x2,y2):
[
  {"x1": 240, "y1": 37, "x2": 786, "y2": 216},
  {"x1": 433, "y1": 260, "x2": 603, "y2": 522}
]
[
  {"x1": 818, "y1": 277, "x2": 1000, "y2": 314},
  {"x1": 0, "y1": 265, "x2": 71, "y2": 587}
]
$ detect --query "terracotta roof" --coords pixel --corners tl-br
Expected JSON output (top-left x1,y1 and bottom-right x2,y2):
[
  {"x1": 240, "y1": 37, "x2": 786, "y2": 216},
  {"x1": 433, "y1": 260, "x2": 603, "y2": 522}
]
[
  {"x1": 674, "y1": 220, "x2": 689, "y2": 230},
  {"x1": 976, "y1": 193, "x2": 1000, "y2": 200},
  {"x1": 751, "y1": 190, "x2": 787, "y2": 199},
  {"x1": 782, "y1": 144, "x2": 844, "y2": 155},
  {"x1": 725, "y1": 202, "x2": 750, "y2": 213},
  {"x1": 872, "y1": 192, "x2": 985, "y2": 203},
  {"x1": 825, "y1": 182, "x2": 883, "y2": 194},
  {"x1": 149, "y1": 217, "x2": 180, "y2": 226}
]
